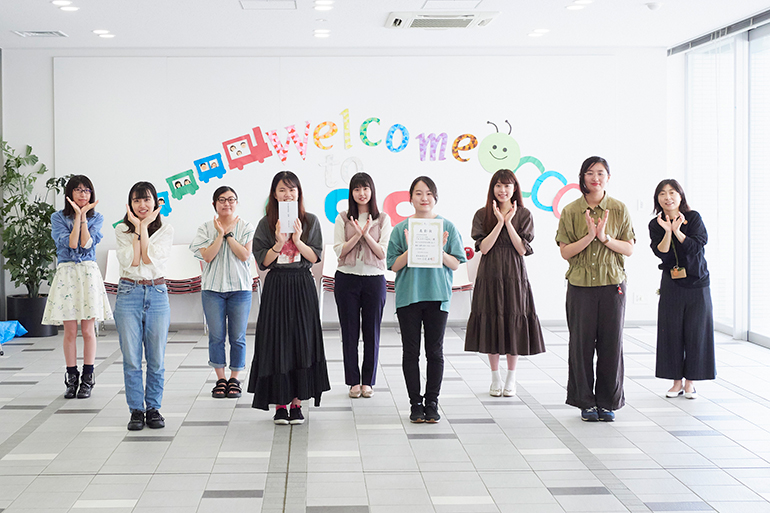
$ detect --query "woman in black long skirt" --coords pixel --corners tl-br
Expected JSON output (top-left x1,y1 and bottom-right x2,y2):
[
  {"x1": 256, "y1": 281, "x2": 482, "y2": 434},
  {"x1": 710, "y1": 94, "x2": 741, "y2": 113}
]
[
  {"x1": 649, "y1": 179, "x2": 715, "y2": 399},
  {"x1": 247, "y1": 171, "x2": 330, "y2": 424}
]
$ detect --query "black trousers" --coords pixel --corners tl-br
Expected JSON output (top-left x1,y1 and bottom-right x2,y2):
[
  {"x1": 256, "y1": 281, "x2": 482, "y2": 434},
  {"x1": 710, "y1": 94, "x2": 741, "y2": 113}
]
[
  {"x1": 656, "y1": 274, "x2": 716, "y2": 381},
  {"x1": 566, "y1": 283, "x2": 626, "y2": 411},
  {"x1": 396, "y1": 301, "x2": 448, "y2": 405},
  {"x1": 333, "y1": 271, "x2": 386, "y2": 386}
]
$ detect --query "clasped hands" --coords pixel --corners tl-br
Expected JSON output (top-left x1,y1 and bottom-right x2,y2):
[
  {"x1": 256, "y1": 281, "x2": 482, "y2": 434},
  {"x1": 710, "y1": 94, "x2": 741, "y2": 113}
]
[{"x1": 585, "y1": 208, "x2": 610, "y2": 243}]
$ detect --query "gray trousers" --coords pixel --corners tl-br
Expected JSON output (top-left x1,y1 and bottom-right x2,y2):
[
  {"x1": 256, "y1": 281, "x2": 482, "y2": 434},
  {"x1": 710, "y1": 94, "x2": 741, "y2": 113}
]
[{"x1": 565, "y1": 282, "x2": 626, "y2": 411}]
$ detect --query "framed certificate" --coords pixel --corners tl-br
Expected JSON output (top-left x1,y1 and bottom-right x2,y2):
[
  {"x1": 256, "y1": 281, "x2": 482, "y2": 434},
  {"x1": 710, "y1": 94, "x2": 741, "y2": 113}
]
[
  {"x1": 407, "y1": 217, "x2": 443, "y2": 268},
  {"x1": 278, "y1": 201, "x2": 298, "y2": 233}
]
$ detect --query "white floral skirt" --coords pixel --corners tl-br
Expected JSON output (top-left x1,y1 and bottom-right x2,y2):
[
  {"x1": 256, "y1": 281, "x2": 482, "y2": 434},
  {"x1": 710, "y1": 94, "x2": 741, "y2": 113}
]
[{"x1": 42, "y1": 261, "x2": 114, "y2": 325}]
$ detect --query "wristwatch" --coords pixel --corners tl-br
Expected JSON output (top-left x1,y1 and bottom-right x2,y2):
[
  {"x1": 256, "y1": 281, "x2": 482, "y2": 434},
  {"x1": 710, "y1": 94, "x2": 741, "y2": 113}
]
[
  {"x1": 224, "y1": 232, "x2": 234, "y2": 239},
  {"x1": 602, "y1": 235, "x2": 613, "y2": 244}
]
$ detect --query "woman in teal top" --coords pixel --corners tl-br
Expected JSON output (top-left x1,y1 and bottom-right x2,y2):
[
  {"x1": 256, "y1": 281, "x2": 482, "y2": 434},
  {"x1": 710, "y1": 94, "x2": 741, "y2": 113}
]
[{"x1": 387, "y1": 176, "x2": 467, "y2": 424}]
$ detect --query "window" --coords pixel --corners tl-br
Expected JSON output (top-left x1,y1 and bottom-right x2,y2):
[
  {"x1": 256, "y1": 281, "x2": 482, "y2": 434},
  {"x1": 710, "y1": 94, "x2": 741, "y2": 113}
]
[
  {"x1": 749, "y1": 28, "x2": 770, "y2": 341},
  {"x1": 686, "y1": 41, "x2": 735, "y2": 329}
]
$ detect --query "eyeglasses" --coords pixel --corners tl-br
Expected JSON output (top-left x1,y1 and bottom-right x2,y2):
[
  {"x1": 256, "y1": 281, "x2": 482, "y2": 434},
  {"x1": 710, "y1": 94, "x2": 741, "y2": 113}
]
[
  {"x1": 217, "y1": 197, "x2": 238, "y2": 204},
  {"x1": 74, "y1": 187, "x2": 91, "y2": 194}
]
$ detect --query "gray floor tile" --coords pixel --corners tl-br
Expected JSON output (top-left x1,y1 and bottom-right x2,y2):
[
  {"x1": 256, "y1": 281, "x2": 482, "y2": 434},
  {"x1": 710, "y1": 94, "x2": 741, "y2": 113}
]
[{"x1": 2, "y1": 326, "x2": 770, "y2": 512}]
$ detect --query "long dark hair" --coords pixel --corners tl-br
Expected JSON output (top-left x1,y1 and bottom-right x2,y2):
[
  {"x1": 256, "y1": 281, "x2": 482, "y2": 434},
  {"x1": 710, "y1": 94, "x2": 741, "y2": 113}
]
[
  {"x1": 212, "y1": 185, "x2": 238, "y2": 211},
  {"x1": 266, "y1": 171, "x2": 306, "y2": 234},
  {"x1": 121, "y1": 181, "x2": 162, "y2": 237},
  {"x1": 62, "y1": 175, "x2": 97, "y2": 219},
  {"x1": 578, "y1": 156, "x2": 610, "y2": 195},
  {"x1": 653, "y1": 179, "x2": 691, "y2": 215},
  {"x1": 347, "y1": 172, "x2": 380, "y2": 220},
  {"x1": 483, "y1": 169, "x2": 524, "y2": 233}
]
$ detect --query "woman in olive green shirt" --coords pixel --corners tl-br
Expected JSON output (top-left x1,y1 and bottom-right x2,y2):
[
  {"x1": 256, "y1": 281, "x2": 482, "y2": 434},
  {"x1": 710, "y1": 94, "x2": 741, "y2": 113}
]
[{"x1": 555, "y1": 156, "x2": 635, "y2": 422}]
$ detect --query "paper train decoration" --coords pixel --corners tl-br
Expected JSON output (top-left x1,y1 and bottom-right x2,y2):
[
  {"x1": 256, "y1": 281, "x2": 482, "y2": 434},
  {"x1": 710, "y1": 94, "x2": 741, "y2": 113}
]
[
  {"x1": 194, "y1": 154, "x2": 226, "y2": 184},
  {"x1": 166, "y1": 170, "x2": 199, "y2": 201},
  {"x1": 157, "y1": 191, "x2": 172, "y2": 217}
]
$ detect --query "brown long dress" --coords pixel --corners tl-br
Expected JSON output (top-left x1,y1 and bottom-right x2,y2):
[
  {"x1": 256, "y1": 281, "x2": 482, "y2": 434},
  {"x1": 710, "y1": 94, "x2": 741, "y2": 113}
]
[{"x1": 464, "y1": 206, "x2": 546, "y2": 356}]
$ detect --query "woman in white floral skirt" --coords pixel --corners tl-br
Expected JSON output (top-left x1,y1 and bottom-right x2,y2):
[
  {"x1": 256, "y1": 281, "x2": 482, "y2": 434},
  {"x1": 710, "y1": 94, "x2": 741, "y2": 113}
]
[{"x1": 43, "y1": 175, "x2": 113, "y2": 399}]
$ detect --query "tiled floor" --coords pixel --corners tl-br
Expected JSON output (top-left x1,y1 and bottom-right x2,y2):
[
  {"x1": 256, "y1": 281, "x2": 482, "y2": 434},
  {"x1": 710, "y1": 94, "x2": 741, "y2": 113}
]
[{"x1": 1, "y1": 324, "x2": 770, "y2": 512}]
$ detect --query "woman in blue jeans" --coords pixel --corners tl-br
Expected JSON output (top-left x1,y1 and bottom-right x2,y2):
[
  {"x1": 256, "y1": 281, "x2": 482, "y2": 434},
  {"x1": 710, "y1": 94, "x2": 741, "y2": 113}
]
[
  {"x1": 190, "y1": 186, "x2": 255, "y2": 399},
  {"x1": 114, "y1": 182, "x2": 173, "y2": 431}
]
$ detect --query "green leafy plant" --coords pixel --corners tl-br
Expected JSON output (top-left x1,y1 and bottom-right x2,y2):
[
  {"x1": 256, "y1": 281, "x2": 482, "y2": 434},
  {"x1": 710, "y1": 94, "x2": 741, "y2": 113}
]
[{"x1": 1, "y1": 140, "x2": 67, "y2": 298}]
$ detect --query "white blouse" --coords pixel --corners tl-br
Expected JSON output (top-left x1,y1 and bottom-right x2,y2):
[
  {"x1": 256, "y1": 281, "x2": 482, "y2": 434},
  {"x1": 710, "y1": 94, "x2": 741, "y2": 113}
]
[{"x1": 115, "y1": 222, "x2": 174, "y2": 281}]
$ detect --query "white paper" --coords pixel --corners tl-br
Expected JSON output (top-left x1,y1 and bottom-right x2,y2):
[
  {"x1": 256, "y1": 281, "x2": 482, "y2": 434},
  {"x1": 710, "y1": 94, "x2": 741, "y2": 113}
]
[
  {"x1": 278, "y1": 201, "x2": 298, "y2": 233},
  {"x1": 407, "y1": 217, "x2": 443, "y2": 268}
]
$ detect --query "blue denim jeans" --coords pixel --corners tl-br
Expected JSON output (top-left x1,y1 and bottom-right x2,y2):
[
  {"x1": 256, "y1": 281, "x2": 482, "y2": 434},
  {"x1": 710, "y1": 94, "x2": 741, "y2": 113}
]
[
  {"x1": 202, "y1": 290, "x2": 251, "y2": 371},
  {"x1": 114, "y1": 279, "x2": 170, "y2": 412}
]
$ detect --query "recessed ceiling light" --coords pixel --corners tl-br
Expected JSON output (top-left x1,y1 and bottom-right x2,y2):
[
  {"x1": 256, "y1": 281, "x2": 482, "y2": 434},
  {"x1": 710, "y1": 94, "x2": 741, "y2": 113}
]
[
  {"x1": 566, "y1": 5, "x2": 585, "y2": 10},
  {"x1": 92, "y1": 29, "x2": 110, "y2": 35},
  {"x1": 60, "y1": 6, "x2": 79, "y2": 11},
  {"x1": 51, "y1": 0, "x2": 71, "y2": 5},
  {"x1": 99, "y1": 34, "x2": 115, "y2": 38},
  {"x1": 528, "y1": 33, "x2": 544, "y2": 37},
  {"x1": 533, "y1": 29, "x2": 550, "y2": 33},
  {"x1": 314, "y1": 32, "x2": 330, "y2": 38}
]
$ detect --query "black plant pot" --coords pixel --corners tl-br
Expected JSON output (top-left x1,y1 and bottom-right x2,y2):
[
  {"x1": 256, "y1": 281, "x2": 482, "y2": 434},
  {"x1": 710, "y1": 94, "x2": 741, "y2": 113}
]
[{"x1": 7, "y1": 295, "x2": 58, "y2": 337}]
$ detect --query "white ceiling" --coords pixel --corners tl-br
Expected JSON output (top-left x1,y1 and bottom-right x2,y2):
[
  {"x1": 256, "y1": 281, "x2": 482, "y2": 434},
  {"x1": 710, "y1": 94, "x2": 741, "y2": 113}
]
[{"x1": 0, "y1": 0, "x2": 768, "y2": 51}]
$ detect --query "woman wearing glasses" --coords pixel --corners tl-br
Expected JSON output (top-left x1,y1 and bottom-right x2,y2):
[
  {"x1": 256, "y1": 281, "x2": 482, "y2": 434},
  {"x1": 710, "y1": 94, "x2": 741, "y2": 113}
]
[
  {"x1": 43, "y1": 175, "x2": 113, "y2": 399},
  {"x1": 190, "y1": 186, "x2": 255, "y2": 399}
]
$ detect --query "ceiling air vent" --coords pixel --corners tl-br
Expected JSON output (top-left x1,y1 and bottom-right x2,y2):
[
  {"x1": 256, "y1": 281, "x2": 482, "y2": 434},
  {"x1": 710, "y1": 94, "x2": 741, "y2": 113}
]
[
  {"x1": 385, "y1": 12, "x2": 498, "y2": 29},
  {"x1": 12, "y1": 30, "x2": 69, "y2": 38}
]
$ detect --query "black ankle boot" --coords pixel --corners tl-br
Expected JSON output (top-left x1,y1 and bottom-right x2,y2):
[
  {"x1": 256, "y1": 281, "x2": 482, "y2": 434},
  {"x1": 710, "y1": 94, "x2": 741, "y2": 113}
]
[
  {"x1": 64, "y1": 372, "x2": 79, "y2": 399},
  {"x1": 77, "y1": 373, "x2": 95, "y2": 399}
]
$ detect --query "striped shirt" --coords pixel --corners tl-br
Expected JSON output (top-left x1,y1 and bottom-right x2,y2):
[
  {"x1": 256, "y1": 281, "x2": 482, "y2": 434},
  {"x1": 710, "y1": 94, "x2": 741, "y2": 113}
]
[{"x1": 189, "y1": 219, "x2": 255, "y2": 292}]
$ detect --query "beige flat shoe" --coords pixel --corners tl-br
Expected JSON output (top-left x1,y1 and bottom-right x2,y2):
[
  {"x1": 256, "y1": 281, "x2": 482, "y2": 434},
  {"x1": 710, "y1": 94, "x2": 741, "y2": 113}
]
[
  {"x1": 489, "y1": 383, "x2": 503, "y2": 397},
  {"x1": 362, "y1": 385, "x2": 373, "y2": 398},
  {"x1": 349, "y1": 385, "x2": 362, "y2": 398}
]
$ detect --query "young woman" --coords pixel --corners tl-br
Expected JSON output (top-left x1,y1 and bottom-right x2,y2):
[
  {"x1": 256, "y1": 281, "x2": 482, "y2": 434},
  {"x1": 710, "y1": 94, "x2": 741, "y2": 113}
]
[
  {"x1": 555, "y1": 157, "x2": 635, "y2": 422},
  {"x1": 190, "y1": 186, "x2": 255, "y2": 399},
  {"x1": 649, "y1": 179, "x2": 715, "y2": 399},
  {"x1": 465, "y1": 169, "x2": 545, "y2": 397},
  {"x1": 247, "y1": 171, "x2": 330, "y2": 425},
  {"x1": 43, "y1": 175, "x2": 112, "y2": 399},
  {"x1": 333, "y1": 173, "x2": 391, "y2": 399},
  {"x1": 114, "y1": 182, "x2": 173, "y2": 431},
  {"x1": 387, "y1": 176, "x2": 467, "y2": 424}
]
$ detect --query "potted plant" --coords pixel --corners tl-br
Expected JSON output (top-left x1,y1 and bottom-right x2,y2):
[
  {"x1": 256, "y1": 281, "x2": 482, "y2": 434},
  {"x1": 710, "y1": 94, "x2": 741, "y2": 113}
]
[{"x1": 1, "y1": 140, "x2": 67, "y2": 336}]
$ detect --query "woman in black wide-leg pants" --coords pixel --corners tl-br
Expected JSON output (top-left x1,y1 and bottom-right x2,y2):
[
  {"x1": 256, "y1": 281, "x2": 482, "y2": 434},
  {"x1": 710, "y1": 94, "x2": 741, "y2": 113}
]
[{"x1": 649, "y1": 179, "x2": 715, "y2": 400}]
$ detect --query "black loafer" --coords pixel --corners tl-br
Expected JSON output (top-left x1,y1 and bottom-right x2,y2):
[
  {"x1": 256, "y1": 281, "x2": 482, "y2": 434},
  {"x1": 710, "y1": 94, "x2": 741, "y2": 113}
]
[
  {"x1": 77, "y1": 374, "x2": 95, "y2": 399},
  {"x1": 127, "y1": 410, "x2": 145, "y2": 431},
  {"x1": 145, "y1": 408, "x2": 165, "y2": 429}
]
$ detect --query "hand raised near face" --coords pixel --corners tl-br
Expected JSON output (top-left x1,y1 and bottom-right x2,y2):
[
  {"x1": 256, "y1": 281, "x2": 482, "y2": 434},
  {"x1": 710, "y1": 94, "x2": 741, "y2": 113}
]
[{"x1": 656, "y1": 212, "x2": 673, "y2": 232}]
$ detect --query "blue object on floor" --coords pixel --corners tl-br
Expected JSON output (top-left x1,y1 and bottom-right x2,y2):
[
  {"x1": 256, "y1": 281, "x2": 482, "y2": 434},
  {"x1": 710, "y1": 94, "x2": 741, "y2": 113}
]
[{"x1": 0, "y1": 320, "x2": 28, "y2": 354}]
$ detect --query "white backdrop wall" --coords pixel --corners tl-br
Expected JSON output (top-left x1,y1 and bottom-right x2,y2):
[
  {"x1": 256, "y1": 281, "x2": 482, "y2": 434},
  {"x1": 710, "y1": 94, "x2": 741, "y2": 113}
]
[{"x1": 2, "y1": 48, "x2": 667, "y2": 325}]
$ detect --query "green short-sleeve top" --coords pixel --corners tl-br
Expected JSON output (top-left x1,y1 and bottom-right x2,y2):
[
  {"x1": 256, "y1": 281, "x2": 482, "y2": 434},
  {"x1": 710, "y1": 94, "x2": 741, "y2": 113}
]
[{"x1": 555, "y1": 193, "x2": 635, "y2": 287}]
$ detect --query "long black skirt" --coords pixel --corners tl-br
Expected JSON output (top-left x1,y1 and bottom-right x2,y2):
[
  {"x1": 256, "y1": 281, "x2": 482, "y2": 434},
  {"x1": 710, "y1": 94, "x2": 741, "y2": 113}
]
[
  {"x1": 247, "y1": 267, "x2": 330, "y2": 410},
  {"x1": 655, "y1": 273, "x2": 716, "y2": 381}
]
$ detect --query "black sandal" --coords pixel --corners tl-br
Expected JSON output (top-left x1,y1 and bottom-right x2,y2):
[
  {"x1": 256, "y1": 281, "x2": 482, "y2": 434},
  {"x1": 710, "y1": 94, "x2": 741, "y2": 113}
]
[
  {"x1": 227, "y1": 377, "x2": 242, "y2": 398},
  {"x1": 212, "y1": 378, "x2": 228, "y2": 398}
]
